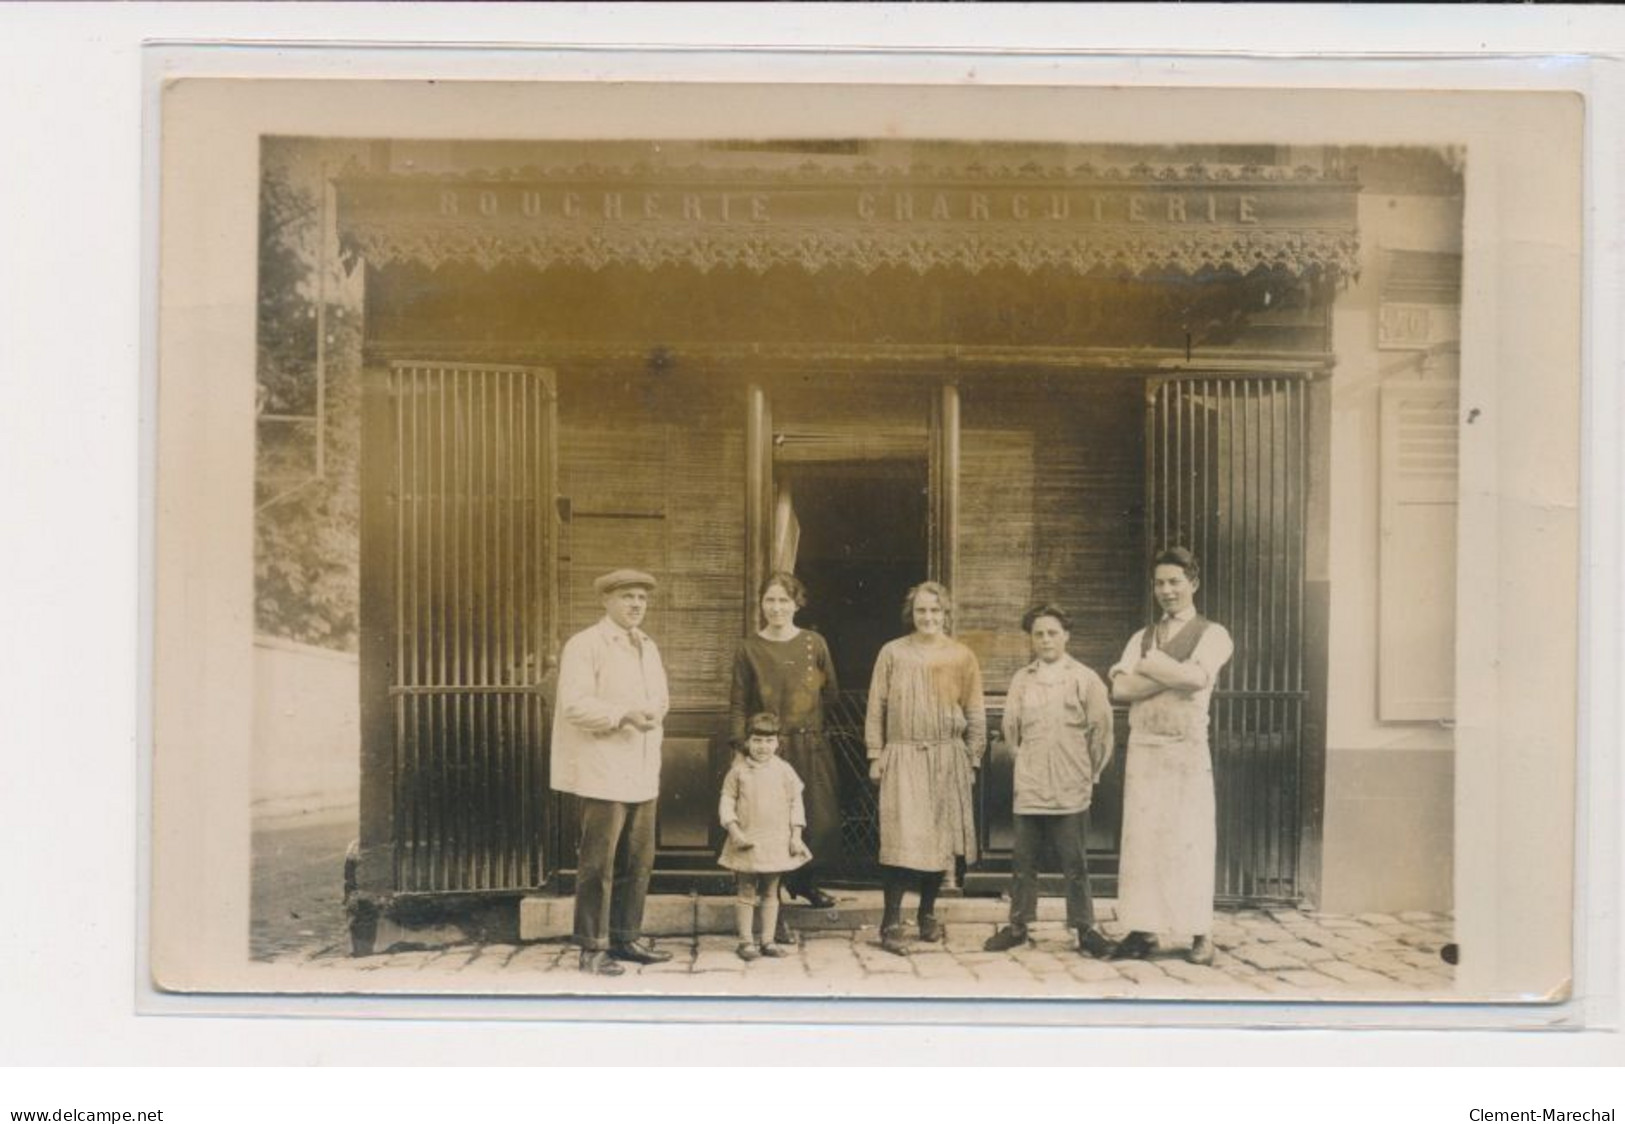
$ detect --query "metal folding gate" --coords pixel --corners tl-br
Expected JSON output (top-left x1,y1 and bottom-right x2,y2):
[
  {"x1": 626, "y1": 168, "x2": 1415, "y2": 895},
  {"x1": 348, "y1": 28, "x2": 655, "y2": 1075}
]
[
  {"x1": 824, "y1": 689, "x2": 882, "y2": 883},
  {"x1": 361, "y1": 362, "x2": 557, "y2": 896},
  {"x1": 1148, "y1": 375, "x2": 1310, "y2": 904}
]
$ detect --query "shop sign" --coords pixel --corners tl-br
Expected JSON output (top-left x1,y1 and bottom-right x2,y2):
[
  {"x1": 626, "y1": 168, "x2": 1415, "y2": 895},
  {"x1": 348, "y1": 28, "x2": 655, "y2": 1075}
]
[{"x1": 338, "y1": 166, "x2": 1361, "y2": 276}]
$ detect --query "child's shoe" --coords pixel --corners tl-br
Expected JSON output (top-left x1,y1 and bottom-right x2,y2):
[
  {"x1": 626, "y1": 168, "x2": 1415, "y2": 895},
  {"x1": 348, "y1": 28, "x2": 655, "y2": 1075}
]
[
  {"x1": 759, "y1": 943, "x2": 789, "y2": 958},
  {"x1": 736, "y1": 942, "x2": 761, "y2": 961},
  {"x1": 916, "y1": 914, "x2": 945, "y2": 943}
]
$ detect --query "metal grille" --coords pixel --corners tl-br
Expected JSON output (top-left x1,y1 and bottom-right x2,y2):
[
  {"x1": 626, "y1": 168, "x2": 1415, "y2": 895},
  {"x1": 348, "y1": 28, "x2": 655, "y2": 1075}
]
[
  {"x1": 388, "y1": 362, "x2": 555, "y2": 894},
  {"x1": 827, "y1": 689, "x2": 883, "y2": 882},
  {"x1": 1149, "y1": 376, "x2": 1309, "y2": 904}
]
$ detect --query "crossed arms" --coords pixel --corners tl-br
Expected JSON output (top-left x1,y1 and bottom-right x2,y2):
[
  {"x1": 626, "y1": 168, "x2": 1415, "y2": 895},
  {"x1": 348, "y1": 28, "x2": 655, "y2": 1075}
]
[{"x1": 1110, "y1": 645, "x2": 1213, "y2": 703}]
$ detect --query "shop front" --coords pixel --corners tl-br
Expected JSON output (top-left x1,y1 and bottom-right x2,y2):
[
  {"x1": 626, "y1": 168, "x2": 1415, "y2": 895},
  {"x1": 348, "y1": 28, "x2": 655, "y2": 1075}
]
[{"x1": 338, "y1": 143, "x2": 1358, "y2": 924}]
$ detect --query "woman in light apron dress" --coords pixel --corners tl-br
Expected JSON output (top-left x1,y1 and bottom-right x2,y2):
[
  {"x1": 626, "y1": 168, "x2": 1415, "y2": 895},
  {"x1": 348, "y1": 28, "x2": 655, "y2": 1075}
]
[{"x1": 865, "y1": 581, "x2": 987, "y2": 956}]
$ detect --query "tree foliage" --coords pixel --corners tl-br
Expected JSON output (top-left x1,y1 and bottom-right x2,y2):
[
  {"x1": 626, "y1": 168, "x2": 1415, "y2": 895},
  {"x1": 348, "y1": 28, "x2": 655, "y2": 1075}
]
[
  {"x1": 257, "y1": 167, "x2": 320, "y2": 415},
  {"x1": 254, "y1": 162, "x2": 362, "y2": 652}
]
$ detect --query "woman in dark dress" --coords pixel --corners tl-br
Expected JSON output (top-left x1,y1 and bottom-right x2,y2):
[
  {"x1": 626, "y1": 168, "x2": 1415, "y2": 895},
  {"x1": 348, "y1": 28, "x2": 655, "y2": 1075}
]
[{"x1": 730, "y1": 571, "x2": 842, "y2": 909}]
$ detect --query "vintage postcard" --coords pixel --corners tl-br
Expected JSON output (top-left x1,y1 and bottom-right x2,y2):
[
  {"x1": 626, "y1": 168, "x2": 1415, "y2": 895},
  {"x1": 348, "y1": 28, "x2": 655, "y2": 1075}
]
[{"x1": 150, "y1": 74, "x2": 1582, "y2": 1015}]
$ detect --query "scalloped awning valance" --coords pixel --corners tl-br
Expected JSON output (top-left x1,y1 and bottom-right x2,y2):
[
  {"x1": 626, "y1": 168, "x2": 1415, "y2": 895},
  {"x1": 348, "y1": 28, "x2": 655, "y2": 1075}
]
[{"x1": 336, "y1": 163, "x2": 1360, "y2": 278}]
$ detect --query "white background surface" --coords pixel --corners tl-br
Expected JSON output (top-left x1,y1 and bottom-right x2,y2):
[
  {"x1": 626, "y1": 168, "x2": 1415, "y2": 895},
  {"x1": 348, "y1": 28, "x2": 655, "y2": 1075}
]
[{"x1": 1, "y1": 0, "x2": 1622, "y2": 1098}]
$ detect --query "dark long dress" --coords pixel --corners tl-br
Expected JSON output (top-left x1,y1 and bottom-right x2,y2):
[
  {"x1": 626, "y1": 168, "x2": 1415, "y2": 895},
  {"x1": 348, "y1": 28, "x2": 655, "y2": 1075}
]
[{"x1": 730, "y1": 631, "x2": 842, "y2": 888}]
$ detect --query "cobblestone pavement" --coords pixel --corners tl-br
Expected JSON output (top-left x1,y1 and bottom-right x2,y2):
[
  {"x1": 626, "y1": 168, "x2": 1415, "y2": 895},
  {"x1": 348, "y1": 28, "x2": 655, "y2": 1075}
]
[
  {"x1": 263, "y1": 910, "x2": 1456, "y2": 1000},
  {"x1": 252, "y1": 816, "x2": 1455, "y2": 999}
]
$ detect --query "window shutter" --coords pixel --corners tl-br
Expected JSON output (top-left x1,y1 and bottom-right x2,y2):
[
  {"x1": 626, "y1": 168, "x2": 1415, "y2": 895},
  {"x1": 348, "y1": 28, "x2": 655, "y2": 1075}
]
[{"x1": 1379, "y1": 381, "x2": 1459, "y2": 721}]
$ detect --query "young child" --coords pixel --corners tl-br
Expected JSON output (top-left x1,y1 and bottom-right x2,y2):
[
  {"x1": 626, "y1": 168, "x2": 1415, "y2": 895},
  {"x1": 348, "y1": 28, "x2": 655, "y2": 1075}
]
[{"x1": 718, "y1": 712, "x2": 811, "y2": 961}]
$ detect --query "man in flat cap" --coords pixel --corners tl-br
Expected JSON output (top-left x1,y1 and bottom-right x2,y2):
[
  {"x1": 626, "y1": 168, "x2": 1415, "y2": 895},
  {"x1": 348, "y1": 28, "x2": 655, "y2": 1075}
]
[{"x1": 552, "y1": 569, "x2": 673, "y2": 975}]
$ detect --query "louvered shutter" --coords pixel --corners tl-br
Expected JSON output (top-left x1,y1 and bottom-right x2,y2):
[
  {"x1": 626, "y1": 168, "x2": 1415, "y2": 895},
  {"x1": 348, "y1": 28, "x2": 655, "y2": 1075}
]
[{"x1": 1379, "y1": 382, "x2": 1459, "y2": 721}]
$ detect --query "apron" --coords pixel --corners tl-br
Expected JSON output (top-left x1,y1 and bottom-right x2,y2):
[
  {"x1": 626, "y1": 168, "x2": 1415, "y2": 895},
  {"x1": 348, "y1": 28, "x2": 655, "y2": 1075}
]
[
  {"x1": 1117, "y1": 616, "x2": 1217, "y2": 938},
  {"x1": 877, "y1": 737, "x2": 978, "y2": 872}
]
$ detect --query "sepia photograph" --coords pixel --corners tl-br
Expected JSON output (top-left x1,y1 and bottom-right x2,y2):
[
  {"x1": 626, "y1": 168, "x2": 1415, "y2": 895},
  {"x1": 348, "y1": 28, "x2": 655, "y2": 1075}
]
[{"x1": 151, "y1": 77, "x2": 1582, "y2": 1011}]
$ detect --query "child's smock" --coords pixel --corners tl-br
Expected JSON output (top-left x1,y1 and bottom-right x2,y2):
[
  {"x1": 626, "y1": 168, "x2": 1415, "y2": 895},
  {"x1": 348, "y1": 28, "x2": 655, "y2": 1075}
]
[{"x1": 717, "y1": 756, "x2": 811, "y2": 874}]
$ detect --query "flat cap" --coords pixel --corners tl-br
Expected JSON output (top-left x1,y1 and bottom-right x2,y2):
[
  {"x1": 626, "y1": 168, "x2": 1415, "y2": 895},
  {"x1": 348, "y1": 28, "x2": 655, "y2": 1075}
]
[{"x1": 593, "y1": 568, "x2": 658, "y2": 596}]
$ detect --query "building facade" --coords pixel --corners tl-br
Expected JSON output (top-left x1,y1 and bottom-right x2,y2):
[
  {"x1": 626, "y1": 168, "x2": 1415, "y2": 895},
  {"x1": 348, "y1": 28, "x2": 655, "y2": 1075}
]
[{"x1": 318, "y1": 139, "x2": 1460, "y2": 935}]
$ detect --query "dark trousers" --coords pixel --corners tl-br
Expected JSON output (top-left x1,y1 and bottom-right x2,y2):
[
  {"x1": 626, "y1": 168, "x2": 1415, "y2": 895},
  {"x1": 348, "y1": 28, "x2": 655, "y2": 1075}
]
[
  {"x1": 573, "y1": 796, "x2": 657, "y2": 950},
  {"x1": 1009, "y1": 809, "x2": 1096, "y2": 930}
]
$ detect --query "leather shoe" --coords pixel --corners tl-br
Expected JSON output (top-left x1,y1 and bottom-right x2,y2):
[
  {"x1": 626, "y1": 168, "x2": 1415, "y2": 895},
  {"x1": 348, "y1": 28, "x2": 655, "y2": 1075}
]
[
  {"x1": 1188, "y1": 935, "x2": 1214, "y2": 966},
  {"x1": 579, "y1": 949, "x2": 625, "y2": 976},
  {"x1": 879, "y1": 925, "x2": 913, "y2": 957},
  {"x1": 608, "y1": 938, "x2": 673, "y2": 965},
  {"x1": 916, "y1": 914, "x2": 945, "y2": 943},
  {"x1": 800, "y1": 887, "x2": 838, "y2": 910},
  {"x1": 983, "y1": 925, "x2": 1030, "y2": 952},
  {"x1": 1109, "y1": 930, "x2": 1159, "y2": 960},
  {"x1": 1078, "y1": 927, "x2": 1116, "y2": 959}
]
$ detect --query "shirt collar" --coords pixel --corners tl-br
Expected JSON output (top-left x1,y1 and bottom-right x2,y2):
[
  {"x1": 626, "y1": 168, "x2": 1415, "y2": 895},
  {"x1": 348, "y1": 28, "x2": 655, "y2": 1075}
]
[
  {"x1": 597, "y1": 616, "x2": 646, "y2": 646},
  {"x1": 1162, "y1": 606, "x2": 1197, "y2": 624},
  {"x1": 1026, "y1": 653, "x2": 1077, "y2": 673}
]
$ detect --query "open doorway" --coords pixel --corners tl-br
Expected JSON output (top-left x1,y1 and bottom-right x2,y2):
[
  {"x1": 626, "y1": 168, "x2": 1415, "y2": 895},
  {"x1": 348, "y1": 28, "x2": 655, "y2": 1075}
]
[
  {"x1": 779, "y1": 459, "x2": 929, "y2": 688},
  {"x1": 772, "y1": 457, "x2": 928, "y2": 882}
]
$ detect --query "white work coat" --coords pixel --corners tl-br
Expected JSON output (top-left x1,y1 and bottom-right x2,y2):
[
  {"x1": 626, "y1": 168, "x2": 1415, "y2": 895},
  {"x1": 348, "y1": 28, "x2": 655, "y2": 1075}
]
[{"x1": 550, "y1": 617, "x2": 670, "y2": 803}]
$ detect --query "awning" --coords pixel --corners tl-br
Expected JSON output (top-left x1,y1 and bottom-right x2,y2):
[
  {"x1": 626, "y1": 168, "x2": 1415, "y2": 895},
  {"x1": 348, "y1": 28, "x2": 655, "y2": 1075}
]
[{"x1": 337, "y1": 161, "x2": 1360, "y2": 279}]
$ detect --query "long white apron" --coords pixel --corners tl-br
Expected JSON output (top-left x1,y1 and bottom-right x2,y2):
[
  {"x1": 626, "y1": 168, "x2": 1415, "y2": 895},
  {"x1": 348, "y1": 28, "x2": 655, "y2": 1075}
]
[{"x1": 1116, "y1": 723, "x2": 1216, "y2": 938}]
